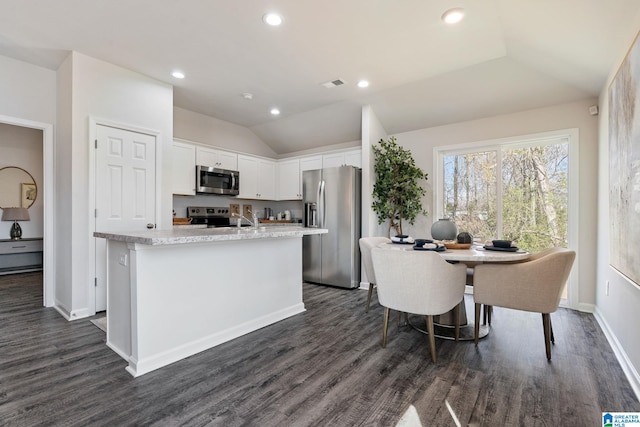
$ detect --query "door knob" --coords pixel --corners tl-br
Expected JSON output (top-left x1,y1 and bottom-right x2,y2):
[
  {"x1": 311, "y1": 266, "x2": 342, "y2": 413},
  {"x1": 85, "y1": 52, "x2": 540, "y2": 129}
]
[{"x1": 146, "y1": 223, "x2": 155, "y2": 229}]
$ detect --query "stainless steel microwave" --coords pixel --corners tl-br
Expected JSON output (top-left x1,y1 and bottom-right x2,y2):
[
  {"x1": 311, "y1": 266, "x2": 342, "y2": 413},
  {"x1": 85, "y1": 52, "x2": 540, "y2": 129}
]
[{"x1": 196, "y1": 165, "x2": 239, "y2": 196}]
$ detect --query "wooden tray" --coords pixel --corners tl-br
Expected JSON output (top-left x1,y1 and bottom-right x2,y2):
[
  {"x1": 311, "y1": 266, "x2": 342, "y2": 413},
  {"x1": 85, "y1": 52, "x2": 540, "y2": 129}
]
[
  {"x1": 173, "y1": 218, "x2": 192, "y2": 225},
  {"x1": 442, "y1": 242, "x2": 472, "y2": 249}
]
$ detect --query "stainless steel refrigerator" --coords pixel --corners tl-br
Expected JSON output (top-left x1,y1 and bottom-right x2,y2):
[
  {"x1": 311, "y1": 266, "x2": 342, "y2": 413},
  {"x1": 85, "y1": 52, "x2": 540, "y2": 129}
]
[{"x1": 303, "y1": 166, "x2": 361, "y2": 288}]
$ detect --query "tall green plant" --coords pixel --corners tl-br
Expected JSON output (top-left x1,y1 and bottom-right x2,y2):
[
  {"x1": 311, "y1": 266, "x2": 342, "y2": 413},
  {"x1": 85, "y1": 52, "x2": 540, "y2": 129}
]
[{"x1": 372, "y1": 137, "x2": 428, "y2": 236}]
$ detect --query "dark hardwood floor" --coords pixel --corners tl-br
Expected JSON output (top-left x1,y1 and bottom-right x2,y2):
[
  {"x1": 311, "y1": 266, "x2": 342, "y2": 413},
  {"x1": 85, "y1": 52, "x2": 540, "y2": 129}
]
[{"x1": 0, "y1": 272, "x2": 638, "y2": 426}]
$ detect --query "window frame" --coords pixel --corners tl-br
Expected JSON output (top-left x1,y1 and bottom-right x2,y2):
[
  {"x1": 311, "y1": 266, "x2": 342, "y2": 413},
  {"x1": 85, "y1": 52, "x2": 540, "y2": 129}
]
[{"x1": 433, "y1": 129, "x2": 579, "y2": 309}]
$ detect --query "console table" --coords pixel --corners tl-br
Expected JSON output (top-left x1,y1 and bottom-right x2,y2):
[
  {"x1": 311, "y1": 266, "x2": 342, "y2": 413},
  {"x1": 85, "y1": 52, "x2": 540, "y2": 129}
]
[{"x1": 0, "y1": 238, "x2": 43, "y2": 275}]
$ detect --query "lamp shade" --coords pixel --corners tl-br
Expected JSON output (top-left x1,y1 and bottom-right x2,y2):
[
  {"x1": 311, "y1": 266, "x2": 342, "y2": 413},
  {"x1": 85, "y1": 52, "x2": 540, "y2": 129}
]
[{"x1": 1, "y1": 207, "x2": 30, "y2": 221}]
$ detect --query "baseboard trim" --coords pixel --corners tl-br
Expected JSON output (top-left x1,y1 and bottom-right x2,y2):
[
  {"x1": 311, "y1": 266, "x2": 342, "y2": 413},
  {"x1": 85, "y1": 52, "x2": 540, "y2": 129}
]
[
  {"x1": 126, "y1": 303, "x2": 306, "y2": 377},
  {"x1": 593, "y1": 307, "x2": 640, "y2": 402}
]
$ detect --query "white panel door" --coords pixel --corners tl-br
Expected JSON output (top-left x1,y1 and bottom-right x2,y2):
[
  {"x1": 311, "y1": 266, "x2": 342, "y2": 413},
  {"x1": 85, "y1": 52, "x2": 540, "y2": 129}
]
[{"x1": 95, "y1": 125, "x2": 156, "y2": 312}]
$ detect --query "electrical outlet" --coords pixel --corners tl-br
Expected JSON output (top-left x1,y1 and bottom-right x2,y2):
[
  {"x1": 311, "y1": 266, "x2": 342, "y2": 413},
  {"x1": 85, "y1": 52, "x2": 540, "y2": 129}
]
[
  {"x1": 243, "y1": 204, "x2": 252, "y2": 218},
  {"x1": 230, "y1": 204, "x2": 240, "y2": 216},
  {"x1": 606, "y1": 280, "x2": 610, "y2": 296},
  {"x1": 119, "y1": 253, "x2": 128, "y2": 267}
]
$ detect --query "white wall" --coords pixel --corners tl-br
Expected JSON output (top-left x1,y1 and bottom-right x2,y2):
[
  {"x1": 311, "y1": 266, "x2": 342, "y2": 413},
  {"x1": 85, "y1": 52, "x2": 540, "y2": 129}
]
[
  {"x1": 386, "y1": 99, "x2": 599, "y2": 311},
  {"x1": 55, "y1": 52, "x2": 173, "y2": 319},
  {"x1": 361, "y1": 105, "x2": 388, "y2": 240},
  {"x1": 174, "y1": 107, "x2": 277, "y2": 158},
  {"x1": 0, "y1": 55, "x2": 56, "y2": 125},
  {"x1": 0, "y1": 54, "x2": 56, "y2": 307},
  {"x1": 595, "y1": 23, "x2": 640, "y2": 396},
  {"x1": 0, "y1": 124, "x2": 43, "y2": 238}
]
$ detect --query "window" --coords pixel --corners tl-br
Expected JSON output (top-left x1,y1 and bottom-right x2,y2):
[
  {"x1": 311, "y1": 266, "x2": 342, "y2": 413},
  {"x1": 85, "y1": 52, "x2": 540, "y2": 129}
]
[{"x1": 434, "y1": 130, "x2": 579, "y2": 304}]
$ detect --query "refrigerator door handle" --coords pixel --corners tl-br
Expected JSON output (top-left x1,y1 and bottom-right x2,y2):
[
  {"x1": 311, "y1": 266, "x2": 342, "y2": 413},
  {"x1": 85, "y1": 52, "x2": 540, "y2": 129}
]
[{"x1": 319, "y1": 179, "x2": 326, "y2": 227}]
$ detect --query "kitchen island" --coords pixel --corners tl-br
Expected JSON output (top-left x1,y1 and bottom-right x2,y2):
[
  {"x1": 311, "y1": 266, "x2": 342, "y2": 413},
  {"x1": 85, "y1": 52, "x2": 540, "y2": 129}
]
[{"x1": 94, "y1": 226, "x2": 327, "y2": 377}]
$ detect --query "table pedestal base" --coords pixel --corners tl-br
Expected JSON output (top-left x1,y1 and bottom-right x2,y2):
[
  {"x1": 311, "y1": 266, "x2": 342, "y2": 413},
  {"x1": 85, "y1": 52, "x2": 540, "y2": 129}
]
[{"x1": 407, "y1": 296, "x2": 490, "y2": 341}]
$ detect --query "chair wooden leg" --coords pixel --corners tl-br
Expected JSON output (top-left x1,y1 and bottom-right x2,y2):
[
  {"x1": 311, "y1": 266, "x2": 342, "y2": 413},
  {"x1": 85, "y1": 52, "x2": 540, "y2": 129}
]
[
  {"x1": 550, "y1": 316, "x2": 555, "y2": 343},
  {"x1": 542, "y1": 313, "x2": 552, "y2": 360},
  {"x1": 453, "y1": 303, "x2": 460, "y2": 342},
  {"x1": 366, "y1": 283, "x2": 374, "y2": 313},
  {"x1": 425, "y1": 315, "x2": 437, "y2": 363},
  {"x1": 382, "y1": 307, "x2": 390, "y2": 347},
  {"x1": 474, "y1": 303, "x2": 481, "y2": 345}
]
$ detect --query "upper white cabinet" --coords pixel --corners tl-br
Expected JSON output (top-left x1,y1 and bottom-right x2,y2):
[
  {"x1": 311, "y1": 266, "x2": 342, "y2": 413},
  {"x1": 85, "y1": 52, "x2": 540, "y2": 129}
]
[
  {"x1": 238, "y1": 155, "x2": 276, "y2": 199},
  {"x1": 322, "y1": 149, "x2": 362, "y2": 168},
  {"x1": 278, "y1": 159, "x2": 302, "y2": 200},
  {"x1": 172, "y1": 141, "x2": 196, "y2": 195},
  {"x1": 344, "y1": 149, "x2": 362, "y2": 168},
  {"x1": 277, "y1": 155, "x2": 322, "y2": 200},
  {"x1": 300, "y1": 156, "x2": 323, "y2": 172},
  {"x1": 196, "y1": 146, "x2": 238, "y2": 171}
]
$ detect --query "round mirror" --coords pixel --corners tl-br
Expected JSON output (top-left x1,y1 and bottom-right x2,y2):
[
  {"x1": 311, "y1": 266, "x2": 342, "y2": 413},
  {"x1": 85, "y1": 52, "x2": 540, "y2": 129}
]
[{"x1": 0, "y1": 166, "x2": 37, "y2": 209}]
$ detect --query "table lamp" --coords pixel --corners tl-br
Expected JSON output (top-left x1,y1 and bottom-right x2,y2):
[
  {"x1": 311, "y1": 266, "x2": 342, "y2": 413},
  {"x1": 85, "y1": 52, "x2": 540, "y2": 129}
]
[{"x1": 2, "y1": 207, "x2": 30, "y2": 240}]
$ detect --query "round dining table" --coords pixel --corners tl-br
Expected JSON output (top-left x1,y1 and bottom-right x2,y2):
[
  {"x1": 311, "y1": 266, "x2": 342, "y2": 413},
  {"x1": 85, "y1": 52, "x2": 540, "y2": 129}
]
[{"x1": 378, "y1": 242, "x2": 531, "y2": 340}]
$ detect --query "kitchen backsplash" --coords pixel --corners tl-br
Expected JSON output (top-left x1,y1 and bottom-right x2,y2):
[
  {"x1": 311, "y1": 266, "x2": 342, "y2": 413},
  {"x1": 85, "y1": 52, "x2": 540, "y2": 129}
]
[{"x1": 173, "y1": 194, "x2": 303, "y2": 221}]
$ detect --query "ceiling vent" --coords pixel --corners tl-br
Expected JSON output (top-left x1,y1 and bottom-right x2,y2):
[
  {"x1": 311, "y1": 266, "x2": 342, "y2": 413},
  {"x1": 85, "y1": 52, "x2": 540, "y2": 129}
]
[{"x1": 321, "y1": 79, "x2": 346, "y2": 88}]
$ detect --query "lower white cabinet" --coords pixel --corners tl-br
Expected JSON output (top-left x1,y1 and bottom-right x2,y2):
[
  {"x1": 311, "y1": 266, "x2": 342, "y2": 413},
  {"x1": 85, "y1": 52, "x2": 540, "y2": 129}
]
[
  {"x1": 172, "y1": 141, "x2": 196, "y2": 195},
  {"x1": 238, "y1": 155, "x2": 276, "y2": 199}
]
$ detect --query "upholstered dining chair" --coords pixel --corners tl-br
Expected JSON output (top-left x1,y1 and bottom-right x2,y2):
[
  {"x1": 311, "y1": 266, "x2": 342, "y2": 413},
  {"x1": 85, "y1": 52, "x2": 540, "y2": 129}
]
[
  {"x1": 371, "y1": 248, "x2": 467, "y2": 363},
  {"x1": 472, "y1": 247, "x2": 576, "y2": 360},
  {"x1": 359, "y1": 236, "x2": 391, "y2": 312}
]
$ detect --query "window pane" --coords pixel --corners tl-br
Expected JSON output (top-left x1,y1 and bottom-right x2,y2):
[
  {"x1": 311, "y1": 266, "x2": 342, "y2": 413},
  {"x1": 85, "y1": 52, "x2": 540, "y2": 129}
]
[
  {"x1": 502, "y1": 143, "x2": 569, "y2": 252},
  {"x1": 443, "y1": 151, "x2": 497, "y2": 241}
]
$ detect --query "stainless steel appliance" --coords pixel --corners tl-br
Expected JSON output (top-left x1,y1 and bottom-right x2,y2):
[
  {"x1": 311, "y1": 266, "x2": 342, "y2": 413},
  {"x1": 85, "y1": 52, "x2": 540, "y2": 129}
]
[
  {"x1": 196, "y1": 165, "x2": 239, "y2": 196},
  {"x1": 303, "y1": 166, "x2": 361, "y2": 288},
  {"x1": 187, "y1": 206, "x2": 237, "y2": 227}
]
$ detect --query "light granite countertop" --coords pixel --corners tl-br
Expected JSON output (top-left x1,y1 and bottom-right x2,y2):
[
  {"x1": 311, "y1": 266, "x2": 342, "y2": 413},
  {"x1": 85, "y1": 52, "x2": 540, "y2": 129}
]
[{"x1": 94, "y1": 226, "x2": 327, "y2": 246}]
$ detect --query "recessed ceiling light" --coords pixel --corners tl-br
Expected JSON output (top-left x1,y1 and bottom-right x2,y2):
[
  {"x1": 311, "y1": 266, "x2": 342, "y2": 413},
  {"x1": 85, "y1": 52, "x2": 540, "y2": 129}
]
[
  {"x1": 442, "y1": 8, "x2": 464, "y2": 24},
  {"x1": 263, "y1": 13, "x2": 283, "y2": 26},
  {"x1": 357, "y1": 80, "x2": 370, "y2": 88},
  {"x1": 270, "y1": 108, "x2": 280, "y2": 116},
  {"x1": 172, "y1": 71, "x2": 185, "y2": 79}
]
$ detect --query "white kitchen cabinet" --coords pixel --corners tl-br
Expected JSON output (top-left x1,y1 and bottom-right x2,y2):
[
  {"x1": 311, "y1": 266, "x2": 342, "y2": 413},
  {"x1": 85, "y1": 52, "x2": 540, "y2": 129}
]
[
  {"x1": 300, "y1": 155, "x2": 322, "y2": 172},
  {"x1": 238, "y1": 155, "x2": 276, "y2": 199},
  {"x1": 344, "y1": 149, "x2": 362, "y2": 168},
  {"x1": 322, "y1": 152, "x2": 346, "y2": 168},
  {"x1": 322, "y1": 149, "x2": 361, "y2": 168},
  {"x1": 196, "y1": 146, "x2": 238, "y2": 170},
  {"x1": 278, "y1": 159, "x2": 302, "y2": 200},
  {"x1": 172, "y1": 140, "x2": 196, "y2": 195},
  {"x1": 277, "y1": 155, "x2": 323, "y2": 200}
]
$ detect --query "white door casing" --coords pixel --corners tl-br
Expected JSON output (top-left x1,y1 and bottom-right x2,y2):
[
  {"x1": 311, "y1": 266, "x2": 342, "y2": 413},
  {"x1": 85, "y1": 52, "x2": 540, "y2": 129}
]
[{"x1": 94, "y1": 124, "x2": 156, "y2": 312}]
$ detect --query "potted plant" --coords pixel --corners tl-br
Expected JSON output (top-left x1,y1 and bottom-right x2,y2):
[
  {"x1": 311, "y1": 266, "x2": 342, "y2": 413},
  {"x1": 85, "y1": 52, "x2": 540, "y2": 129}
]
[{"x1": 372, "y1": 136, "x2": 429, "y2": 237}]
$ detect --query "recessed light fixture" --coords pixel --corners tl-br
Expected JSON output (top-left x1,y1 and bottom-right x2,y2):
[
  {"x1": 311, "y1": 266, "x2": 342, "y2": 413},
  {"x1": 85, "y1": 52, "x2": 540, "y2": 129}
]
[
  {"x1": 270, "y1": 108, "x2": 280, "y2": 116},
  {"x1": 172, "y1": 70, "x2": 185, "y2": 79},
  {"x1": 357, "y1": 80, "x2": 370, "y2": 88},
  {"x1": 263, "y1": 13, "x2": 283, "y2": 26},
  {"x1": 442, "y1": 8, "x2": 464, "y2": 24}
]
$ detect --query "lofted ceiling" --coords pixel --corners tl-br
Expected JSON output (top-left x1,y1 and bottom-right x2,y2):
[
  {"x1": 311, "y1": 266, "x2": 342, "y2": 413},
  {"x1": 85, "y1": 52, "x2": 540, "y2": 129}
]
[{"x1": 0, "y1": 0, "x2": 638, "y2": 154}]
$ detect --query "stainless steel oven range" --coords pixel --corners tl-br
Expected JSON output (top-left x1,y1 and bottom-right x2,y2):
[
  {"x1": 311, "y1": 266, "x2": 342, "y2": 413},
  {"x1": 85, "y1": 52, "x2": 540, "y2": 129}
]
[{"x1": 187, "y1": 206, "x2": 234, "y2": 228}]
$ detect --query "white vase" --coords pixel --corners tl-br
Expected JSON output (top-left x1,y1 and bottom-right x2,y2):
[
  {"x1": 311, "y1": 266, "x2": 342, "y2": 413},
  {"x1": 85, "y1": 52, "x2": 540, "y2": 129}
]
[{"x1": 431, "y1": 218, "x2": 458, "y2": 240}]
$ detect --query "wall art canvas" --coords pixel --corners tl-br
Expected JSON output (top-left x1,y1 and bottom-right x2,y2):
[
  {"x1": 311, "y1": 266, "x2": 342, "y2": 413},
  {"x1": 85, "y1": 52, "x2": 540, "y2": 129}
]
[{"x1": 609, "y1": 32, "x2": 640, "y2": 287}]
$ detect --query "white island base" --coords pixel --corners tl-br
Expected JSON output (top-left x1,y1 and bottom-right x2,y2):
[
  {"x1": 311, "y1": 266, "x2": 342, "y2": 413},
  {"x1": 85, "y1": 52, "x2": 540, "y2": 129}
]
[{"x1": 99, "y1": 227, "x2": 324, "y2": 377}]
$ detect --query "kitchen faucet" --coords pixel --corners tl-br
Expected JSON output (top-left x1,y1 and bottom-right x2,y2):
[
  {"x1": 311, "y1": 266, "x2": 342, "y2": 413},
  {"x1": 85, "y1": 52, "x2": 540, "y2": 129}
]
[{"x1": 231, "y1": 211, "x2": 259, "y2": 228}]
